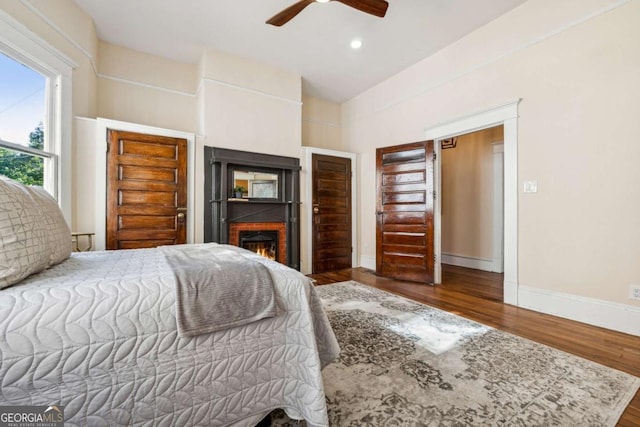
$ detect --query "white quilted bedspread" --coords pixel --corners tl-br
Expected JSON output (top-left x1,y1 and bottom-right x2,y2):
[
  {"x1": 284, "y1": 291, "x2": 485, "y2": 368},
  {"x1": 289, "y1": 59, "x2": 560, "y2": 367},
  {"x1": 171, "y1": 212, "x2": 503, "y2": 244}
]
[{"x1": 0, "y1": 243, "x2": 339, "y2": 426}]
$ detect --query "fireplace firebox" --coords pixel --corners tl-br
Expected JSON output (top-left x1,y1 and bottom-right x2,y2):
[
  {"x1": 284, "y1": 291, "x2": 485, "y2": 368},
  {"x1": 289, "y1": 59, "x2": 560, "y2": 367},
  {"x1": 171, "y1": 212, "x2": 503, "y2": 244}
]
[{"x1": 240, "y1": 230, "x2": 278, "y2": 261}]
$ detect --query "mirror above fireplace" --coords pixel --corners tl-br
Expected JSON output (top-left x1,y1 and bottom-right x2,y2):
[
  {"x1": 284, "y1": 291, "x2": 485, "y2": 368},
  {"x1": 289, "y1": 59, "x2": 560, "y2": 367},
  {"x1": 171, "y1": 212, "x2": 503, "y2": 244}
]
[{"x1": 232, "y1": 170, "x2": 279, "y2": 199}]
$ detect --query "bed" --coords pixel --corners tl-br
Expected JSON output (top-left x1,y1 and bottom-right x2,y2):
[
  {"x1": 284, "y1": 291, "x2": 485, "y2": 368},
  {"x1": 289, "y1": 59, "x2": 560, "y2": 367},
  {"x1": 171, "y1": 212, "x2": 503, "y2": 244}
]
[{"x1": 0, "y1": 176, "x2": 339, "y2": 426}]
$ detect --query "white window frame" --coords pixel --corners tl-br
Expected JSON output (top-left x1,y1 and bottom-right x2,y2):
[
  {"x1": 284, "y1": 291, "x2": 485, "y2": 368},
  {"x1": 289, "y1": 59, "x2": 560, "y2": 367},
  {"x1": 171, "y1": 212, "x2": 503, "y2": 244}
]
[
  {"x1": 0, "y1": 138, "x2": 58, "y2": 196},
  {"x1": 0, "y1": 10, "x2": 75, "y2": 221}
]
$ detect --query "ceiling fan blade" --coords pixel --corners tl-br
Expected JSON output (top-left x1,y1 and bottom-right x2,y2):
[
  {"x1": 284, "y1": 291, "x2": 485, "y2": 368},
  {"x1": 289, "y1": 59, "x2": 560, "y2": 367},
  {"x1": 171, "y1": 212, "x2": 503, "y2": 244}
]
[
  {"x1": 332, "y1": 0, "x2": 389, "y2": 18},
  {"x1": 266, "y1": 0, "x2": 316, "y2": 26}
]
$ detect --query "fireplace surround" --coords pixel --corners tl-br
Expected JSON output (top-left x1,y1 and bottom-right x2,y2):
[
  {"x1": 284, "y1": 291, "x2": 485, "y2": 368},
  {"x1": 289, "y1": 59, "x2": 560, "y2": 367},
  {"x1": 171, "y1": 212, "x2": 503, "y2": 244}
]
[{"x1": 204, "y1": 147, "x2": 300, "y2": 269}]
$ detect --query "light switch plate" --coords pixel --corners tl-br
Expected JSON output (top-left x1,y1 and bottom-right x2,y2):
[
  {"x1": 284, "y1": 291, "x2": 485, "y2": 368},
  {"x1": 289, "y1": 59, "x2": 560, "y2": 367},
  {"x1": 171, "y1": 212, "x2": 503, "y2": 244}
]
[{"x1": 523, "y1": 180, "x2": 538, "y2": 193}]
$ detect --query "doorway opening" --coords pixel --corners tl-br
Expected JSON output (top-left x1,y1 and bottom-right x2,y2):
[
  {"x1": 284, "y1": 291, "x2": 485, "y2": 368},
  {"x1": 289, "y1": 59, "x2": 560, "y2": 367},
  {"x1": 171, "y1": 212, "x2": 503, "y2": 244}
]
[
  {"x1": 426, "y1": 99, "x2": 520, "y2": 305},
  {"x1": 440, "y1": 126, "x2": 504, "y2": 300}
]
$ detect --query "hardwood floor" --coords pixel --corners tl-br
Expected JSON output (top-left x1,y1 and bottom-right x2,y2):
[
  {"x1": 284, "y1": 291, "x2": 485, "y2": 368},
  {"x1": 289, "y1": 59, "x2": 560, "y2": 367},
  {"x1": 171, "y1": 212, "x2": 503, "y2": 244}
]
[{"x1": 308, "y1": 264, "x2": 640, "y2": 426}]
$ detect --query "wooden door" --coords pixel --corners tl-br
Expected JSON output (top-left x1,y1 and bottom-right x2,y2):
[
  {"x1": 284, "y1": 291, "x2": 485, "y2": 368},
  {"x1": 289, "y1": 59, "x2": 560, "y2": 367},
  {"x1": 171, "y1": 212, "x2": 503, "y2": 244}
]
[
  {"x1": 312, "y1": 154, "x2": 352, "y2": 273},
  {"x1": 376, "y1": 141, "x2": 434, "y2": 283},
  {"x1": 106, "y1": 130, "x2": 187, "y2": 250}
]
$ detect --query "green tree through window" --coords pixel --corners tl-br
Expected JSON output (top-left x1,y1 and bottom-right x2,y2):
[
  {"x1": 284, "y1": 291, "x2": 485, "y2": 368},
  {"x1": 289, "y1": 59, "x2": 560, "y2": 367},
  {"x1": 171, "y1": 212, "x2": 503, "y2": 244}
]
[{"x1": 0, "y1": 122, "x2": 44, "y2": 185}]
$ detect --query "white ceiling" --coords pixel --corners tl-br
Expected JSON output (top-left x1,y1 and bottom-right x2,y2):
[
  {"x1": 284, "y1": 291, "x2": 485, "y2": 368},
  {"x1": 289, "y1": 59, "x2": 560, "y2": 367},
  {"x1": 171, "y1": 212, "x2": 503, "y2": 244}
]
[{"x1": 72, "y1": 0, "x2": 527, "y2": 103}]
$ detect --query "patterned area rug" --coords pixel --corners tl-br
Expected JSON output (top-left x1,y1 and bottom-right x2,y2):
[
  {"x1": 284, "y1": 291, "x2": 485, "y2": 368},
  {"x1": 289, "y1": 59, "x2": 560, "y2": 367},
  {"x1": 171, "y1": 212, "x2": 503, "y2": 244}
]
[{"x1": 271, "y1": 281, "x2": 640, "y2": 426}]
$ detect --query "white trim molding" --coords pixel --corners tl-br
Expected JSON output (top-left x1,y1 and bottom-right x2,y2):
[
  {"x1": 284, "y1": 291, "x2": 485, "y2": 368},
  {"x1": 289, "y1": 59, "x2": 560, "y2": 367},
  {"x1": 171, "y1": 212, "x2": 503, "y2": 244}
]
[
  {"x1": 94, "y1": 118, "x2": 196, "y2": 250},
  {"x1": 441, "y1": 253, "x2": 495, "y2": 273},
  {"x1": 98, "y1": 73, "x2": 196, "y2": 98},
  {"x1": 302, "y1": 118, "x2": 341, "y2": 128},
  {"x1": 201, "y1": 77, "x2": 302, "y2": 106},
  {"x1": 301, "y1": 147, "x2": 358, "y2": 275},
  {"x1": 425, "y1": 99, "x2": 520, "y2": 305},
  {"x1": 519, "y1": 286, "x2": 640, "y2": 337}
]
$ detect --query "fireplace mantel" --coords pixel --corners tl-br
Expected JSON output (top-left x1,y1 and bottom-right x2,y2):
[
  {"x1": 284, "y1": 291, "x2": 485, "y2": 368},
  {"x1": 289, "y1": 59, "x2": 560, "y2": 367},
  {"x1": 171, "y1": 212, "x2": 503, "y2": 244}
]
[{"x1": 203, "y1": 147, "x2": 301, "y2": 270}]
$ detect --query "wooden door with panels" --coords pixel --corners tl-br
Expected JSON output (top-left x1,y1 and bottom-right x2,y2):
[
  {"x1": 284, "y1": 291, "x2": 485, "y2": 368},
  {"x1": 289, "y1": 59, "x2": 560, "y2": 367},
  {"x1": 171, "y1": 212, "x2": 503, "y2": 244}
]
[
  {"x1": 312, "y1": 154, "x2": 352, "y2": 273},
  {"x1": 106, "y1": 130, "x2": 187, "y2": 250},
  {"x1": 376, "y1": 140, "x2": 434, "y2": 283}
]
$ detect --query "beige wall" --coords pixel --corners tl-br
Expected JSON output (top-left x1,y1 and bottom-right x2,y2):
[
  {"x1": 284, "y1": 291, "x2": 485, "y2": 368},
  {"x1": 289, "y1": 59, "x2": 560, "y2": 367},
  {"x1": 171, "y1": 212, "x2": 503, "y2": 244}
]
[
  {"x1": 194, "y1": 50, "x2": 303, "y2": 243},
  {"x1": 72, "y1": 117, "x2": 97, "y2": 233},
  {"x1": 341, "y1": 0, "x2": 640, "y2": 309},
  {"x1": 442, "y1": 126, "x2": 503, "y2": 261},
  {"x1": 15, "y1": 0, "x2": 99, "y2": 118},
  {"x1": 302, "y1": 95, "x2": 342, "y2": 150},
  {"x1": 197, "y1": 49, "x2": 302, "y2": 158},
  {"x1": 97, "y1": 41, "x2": 198, "y2": 133}
]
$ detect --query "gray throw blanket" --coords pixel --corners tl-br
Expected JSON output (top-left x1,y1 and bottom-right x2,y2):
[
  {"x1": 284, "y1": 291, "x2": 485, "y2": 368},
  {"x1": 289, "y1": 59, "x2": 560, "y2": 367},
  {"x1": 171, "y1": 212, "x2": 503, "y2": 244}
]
[{"x1": 159, "y1": 244, "x2": 277, "y2": 337}]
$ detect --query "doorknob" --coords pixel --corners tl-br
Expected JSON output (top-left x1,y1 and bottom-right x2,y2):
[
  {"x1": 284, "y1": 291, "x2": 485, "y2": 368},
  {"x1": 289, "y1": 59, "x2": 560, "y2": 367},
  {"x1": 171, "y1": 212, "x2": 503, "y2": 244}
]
[
  {"x1": 177, "y1": 207, "x2": 187, "y2": 223},
  {"x1": 313, "y1": 207, "x2": 319, "y2": 214}
]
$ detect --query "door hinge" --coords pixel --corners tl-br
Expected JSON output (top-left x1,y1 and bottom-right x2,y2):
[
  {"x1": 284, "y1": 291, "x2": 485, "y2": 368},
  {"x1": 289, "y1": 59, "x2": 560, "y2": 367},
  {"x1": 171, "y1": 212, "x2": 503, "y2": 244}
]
[
  {"x1": 433, "y1": 191, "x2": 437, "y2": 200},
  {"x1": 106, "y1": 141, "x2": 110, "y2": 152},
  {"x1": 433, "y1": 152, "x2": 437, "y2": 161}
]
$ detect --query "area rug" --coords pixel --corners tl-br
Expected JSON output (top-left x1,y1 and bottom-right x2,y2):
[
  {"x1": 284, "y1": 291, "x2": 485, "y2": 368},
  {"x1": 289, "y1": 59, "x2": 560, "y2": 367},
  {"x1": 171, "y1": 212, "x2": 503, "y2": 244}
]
[{"x1": 271, "y1": 281, "x2": 640, "y2": 426}]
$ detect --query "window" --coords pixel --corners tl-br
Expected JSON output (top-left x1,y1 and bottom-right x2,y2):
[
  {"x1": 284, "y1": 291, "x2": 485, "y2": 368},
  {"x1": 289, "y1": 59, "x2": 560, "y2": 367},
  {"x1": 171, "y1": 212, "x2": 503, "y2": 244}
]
[
  {"x1": 0, "y1": 52, "x2": 54, "y2": 188},
  {"x1": 0, "y1": 12, "x2": 75, "y2": 219}
]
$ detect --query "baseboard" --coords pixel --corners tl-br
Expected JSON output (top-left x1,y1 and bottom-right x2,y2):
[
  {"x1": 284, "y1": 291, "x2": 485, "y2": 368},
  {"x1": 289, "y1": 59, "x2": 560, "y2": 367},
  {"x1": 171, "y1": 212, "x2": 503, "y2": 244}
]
[
  {"x1": 360, "y1": 255, "x2": 376, "y2": 271},
  {"x1": 504, "y1": 280, "x2": 518, "y2": 306},
  {"x1": 441, "y1": 253, "x2": 494, "y2": 272},
  {"x1": 518, "y1": 285, "x2": 640, "y2": 337}
]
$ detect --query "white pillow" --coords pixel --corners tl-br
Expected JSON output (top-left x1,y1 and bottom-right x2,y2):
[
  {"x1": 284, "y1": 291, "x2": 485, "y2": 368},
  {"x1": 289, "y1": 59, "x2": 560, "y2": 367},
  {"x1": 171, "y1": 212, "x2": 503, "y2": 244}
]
[
  {"x1": 29, "y1": 186, "x2": 72, "y2": 267},
  {"x1": 0, "y1": 176, "x2": 71, "y2": 289}
]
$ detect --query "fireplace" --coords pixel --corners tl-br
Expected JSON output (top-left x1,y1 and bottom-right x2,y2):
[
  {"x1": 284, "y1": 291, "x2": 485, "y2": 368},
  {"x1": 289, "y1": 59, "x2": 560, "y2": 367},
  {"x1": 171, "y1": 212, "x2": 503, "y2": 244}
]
[
  {"x1": 204, "y1": 147, "x2": 300, "y2": 269},
  {"x1": 240, "y1": 230, "x2": 278, "y2": 261}
]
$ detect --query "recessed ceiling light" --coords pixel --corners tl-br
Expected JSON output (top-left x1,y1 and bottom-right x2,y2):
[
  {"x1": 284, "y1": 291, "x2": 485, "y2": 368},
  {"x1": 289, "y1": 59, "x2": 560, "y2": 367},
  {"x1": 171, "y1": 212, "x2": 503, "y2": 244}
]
[
  {"x1": 350, "y1": 39, "x2": 363, "y2": 49},
  {"x1": 316, "y1": 0, "x2": 330, "y2": 3}
]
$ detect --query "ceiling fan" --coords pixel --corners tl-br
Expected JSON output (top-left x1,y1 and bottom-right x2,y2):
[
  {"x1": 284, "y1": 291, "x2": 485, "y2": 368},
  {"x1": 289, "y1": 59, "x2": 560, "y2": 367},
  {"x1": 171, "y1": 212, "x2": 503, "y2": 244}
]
[{"x1": 266, "y1": 0, "x2": 389, "y2": 27}]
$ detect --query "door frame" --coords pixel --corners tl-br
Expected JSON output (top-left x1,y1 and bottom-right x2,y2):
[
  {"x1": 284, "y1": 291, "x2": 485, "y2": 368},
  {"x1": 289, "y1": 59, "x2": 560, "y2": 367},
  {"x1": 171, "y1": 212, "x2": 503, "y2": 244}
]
[
  {"x1": 95, "y1": 118, "x2": 196, "y2": 250},
  {"x1": 492, "y1": 142, "x2": 504, "y2": 273},
  {"x1": 301, "y1": 147, "x2": 358, "y2": 275},
  {"x1": 426, "y1": 99, "x2": 520, "y2": 305}
]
